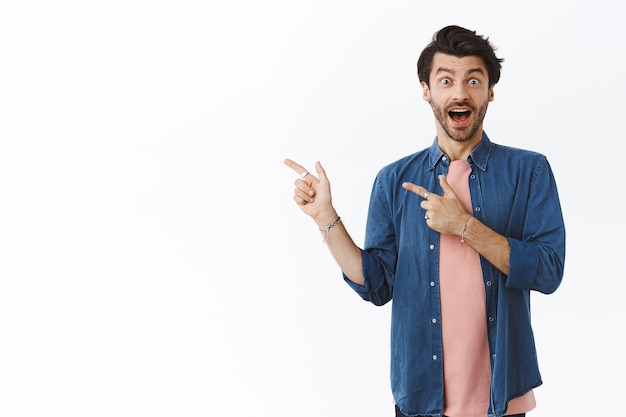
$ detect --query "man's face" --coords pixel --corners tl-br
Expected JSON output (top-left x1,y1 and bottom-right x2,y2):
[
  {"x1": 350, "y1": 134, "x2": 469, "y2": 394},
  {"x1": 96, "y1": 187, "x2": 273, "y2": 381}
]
[{"x1": 422, "y1": 53, "x2": 494, "y2": 143}]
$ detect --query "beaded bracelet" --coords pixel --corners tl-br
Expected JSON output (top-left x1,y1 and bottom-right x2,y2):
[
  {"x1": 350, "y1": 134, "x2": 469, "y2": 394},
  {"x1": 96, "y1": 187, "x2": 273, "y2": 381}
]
[
  {"x1": 460, "y1": 215, "x2": 472, "y2": 244},
  {"x1": 319, "y1": 216, "x2": 341, "y2": 243},
  {"x1": 319, "y1": 216, "x2": 341, "y2": 233}
]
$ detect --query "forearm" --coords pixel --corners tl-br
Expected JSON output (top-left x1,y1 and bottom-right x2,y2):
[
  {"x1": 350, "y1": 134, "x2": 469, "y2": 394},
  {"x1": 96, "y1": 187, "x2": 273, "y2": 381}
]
[
  {"x1": 461, "y1": 216, "x2": 510, "y2": 275},
  {"x1": 315, "y1": 212, "x2": 365, "y2": 286}
]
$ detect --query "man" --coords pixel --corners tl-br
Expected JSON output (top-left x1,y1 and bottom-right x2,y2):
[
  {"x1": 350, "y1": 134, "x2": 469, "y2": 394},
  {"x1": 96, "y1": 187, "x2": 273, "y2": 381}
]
[{"x1": 284, "y1": 25, "x2": 565, "y2": 417}]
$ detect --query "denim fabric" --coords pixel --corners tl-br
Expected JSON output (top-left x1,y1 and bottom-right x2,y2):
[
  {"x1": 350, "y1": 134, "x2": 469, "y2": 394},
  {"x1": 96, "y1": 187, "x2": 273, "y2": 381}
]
[
  {"x1": 395, "y1": 404, "x2": 525, "y2": 417},
  {"x1": 345, "y1": 133, "x2": 566, "y2": 417}
]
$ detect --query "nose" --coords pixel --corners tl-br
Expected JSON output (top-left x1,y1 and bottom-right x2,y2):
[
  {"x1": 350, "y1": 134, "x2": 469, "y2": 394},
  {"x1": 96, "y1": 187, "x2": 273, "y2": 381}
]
[{"x1": 451, "y1": 82, "x2": 470, "y2": 101}]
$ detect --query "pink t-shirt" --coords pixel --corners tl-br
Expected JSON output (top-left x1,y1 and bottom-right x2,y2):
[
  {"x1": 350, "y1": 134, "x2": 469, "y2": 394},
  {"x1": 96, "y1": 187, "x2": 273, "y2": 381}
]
[{"x1": 439, "y1": 160, "x2": 535, "y2": 416}]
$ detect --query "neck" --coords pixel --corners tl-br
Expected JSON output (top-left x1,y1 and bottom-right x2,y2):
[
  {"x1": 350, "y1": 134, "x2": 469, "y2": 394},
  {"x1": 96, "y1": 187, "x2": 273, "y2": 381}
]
[{"x1": 435, "y1": 127, "x2": 483, "y2": 161}]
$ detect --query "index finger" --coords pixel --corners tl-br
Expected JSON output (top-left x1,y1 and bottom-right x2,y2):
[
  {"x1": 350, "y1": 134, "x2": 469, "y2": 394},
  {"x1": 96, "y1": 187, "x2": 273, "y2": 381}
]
[
  {"x1": 402, "y1": 182, "x2": 431, "y2": 199},
  {"x1": 283, "y1": 158, "x2": 310, "y2": 178}
]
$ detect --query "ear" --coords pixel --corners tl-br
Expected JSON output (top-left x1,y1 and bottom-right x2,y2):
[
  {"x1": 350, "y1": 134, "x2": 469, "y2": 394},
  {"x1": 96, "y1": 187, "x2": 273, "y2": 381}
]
[
  {"x1": 488, "y1": 86, "x2": 495, "y2": 102},
  {"x1": 421, "y1": 81, "x2": 430, "y2": 102}
]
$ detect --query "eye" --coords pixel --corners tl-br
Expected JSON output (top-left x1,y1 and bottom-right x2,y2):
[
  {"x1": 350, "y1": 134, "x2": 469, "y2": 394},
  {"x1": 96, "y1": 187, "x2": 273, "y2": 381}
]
[
  {"x1": 440, "y1": 78, "x2": 451, "y2": 85},
  {"x1": 468, "y1": 79, "x2": 480, "y2": 86}
]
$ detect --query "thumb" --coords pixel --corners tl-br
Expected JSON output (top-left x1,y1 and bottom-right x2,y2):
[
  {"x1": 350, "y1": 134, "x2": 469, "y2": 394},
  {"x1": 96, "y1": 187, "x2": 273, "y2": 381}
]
[
  {"x1": 315, "y1": 161, "x2": 328, "y2": 181},
  {"x1": 439, "y1": 174, "x2": 456, "y2": 197}
]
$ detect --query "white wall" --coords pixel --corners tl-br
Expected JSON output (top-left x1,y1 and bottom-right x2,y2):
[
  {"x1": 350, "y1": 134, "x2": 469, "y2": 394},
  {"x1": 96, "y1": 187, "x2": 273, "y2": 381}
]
[{"x1": 0, "y1": 1, "x2": 623, "y2": 416}]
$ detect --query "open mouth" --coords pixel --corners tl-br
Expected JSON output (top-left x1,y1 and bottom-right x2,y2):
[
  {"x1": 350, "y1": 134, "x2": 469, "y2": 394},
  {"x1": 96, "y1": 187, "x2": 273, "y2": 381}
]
[{"x1": 448, "y1": 108, "x2": 471, "y2": 124}]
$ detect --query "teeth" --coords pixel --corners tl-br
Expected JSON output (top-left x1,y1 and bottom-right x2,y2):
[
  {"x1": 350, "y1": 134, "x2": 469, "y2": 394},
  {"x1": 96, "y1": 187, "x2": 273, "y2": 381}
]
[{"x1": 450, "y1": 109, "x2": 467, "y2": 112}]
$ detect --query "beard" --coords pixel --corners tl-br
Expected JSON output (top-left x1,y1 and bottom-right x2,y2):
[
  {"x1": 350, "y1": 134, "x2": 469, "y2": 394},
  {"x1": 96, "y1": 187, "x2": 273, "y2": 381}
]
[{"x1": 431, "y1": 100, "x2": 488, "y2": 142}]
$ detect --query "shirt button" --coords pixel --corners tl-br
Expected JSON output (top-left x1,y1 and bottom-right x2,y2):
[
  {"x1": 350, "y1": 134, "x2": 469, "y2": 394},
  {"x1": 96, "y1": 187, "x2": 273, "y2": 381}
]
[
  {"x1": 442, "y1": 156, "x2": 447, "y2": 161},
  {"x1": 488, "y1": 316, "x2": 494, "y2": 322},
  {"x1": 475, "y1": 207, "x2": 481, "y2": 212},
  {"x1": 432, "y1": 318, "x2": 437, "y2": 323},
  {"x1": 430, "y1": 281, "x2": 435, "y2": 287},
  {"x1": 429, "y1": 244, "x2": 435, "y2": 250},
  {"x1": 486, "y1": 281, "x2": 492, "y2": 286},
  {"x1": 432, "y1": 355, "x2": 438, "y2": 360},
  {"x1": 470, "y1": 174, "x2": 475, "y2": 179}
]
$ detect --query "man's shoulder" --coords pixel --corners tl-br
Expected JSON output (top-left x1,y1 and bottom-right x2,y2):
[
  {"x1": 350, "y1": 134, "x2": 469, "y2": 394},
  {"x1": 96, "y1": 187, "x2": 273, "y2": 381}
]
[
  {"x1": 485, "y1": 141, "x2": 553, "y2": 179},
  {"x1": 490, "y1": 141, "x2": 546, "y2": 160},
  {"x1": 378, "y1": 148, "x2": 430, "y2": 175}
]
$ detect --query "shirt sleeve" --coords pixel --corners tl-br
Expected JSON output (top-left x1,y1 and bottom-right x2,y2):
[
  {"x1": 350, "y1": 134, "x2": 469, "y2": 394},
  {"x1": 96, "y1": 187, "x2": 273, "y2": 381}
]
[
  {"x1": 506, "y1": 156, "x2": 566, "y2": 294},
  {"x1": 343, "y1": 173, "x2": 397, "y2": 306}
]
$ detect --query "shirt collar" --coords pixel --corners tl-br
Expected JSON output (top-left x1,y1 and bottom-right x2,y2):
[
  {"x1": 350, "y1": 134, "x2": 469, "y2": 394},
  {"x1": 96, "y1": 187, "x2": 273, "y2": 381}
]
[
  {"x1": 427, "y1": 132, "x2": 492, "y2": 172},
  {"x1": 468, "y1": 132, "x2": 491, "y2": 172}
]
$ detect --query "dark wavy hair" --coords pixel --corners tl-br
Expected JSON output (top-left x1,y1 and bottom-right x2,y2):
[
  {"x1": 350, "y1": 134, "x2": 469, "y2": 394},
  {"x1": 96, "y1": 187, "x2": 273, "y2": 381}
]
[{"x1": 417, "y1": 25, "x2": 504, "y2": 87}]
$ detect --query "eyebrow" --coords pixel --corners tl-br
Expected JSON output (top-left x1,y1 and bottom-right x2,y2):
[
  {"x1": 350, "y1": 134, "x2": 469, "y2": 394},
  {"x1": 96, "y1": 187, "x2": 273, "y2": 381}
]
[{"x1": 435, "y1": 67, "x2": 486, "y2": 77}]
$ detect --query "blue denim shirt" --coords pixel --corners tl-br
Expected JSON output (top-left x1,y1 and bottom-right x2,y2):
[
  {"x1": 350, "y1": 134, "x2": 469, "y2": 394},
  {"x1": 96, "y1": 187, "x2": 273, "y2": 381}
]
[{"x1": 344, "y1": 133, "x2": 566, "y2": 417}]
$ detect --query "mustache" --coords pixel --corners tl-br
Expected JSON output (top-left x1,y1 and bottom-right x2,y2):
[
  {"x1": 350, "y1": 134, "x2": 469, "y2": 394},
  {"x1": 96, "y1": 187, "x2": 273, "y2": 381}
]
[{"x1": 446, "y1": 101, "x2": 475, "y2": 111}]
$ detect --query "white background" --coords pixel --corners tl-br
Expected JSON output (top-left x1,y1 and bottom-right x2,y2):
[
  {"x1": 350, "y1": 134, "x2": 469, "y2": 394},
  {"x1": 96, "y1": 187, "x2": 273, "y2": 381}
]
[{"x1": 1, "y1": 1, "x2": 624, "y2": 416}]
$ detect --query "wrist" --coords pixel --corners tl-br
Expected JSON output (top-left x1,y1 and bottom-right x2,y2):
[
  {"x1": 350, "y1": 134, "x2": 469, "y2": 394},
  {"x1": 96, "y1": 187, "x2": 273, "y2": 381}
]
[
  {"x1": 314, "y1": 210, "x2": 338, "y2": 228},
  {"x1": 318, "y1": 212, "x2": 341, "y2": 244},
  {"x1": 460, "y1": 215, "x2": 473, "y2": 243}
]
